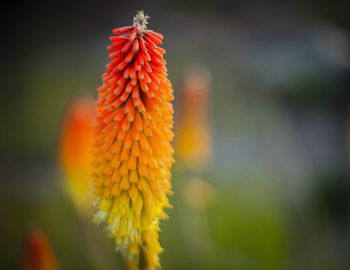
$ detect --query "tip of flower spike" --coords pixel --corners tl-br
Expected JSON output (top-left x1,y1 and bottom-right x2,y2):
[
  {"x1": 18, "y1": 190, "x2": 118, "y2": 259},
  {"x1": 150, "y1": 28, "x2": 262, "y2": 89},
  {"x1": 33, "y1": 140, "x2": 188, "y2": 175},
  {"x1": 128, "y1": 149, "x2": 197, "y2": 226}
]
[{"x1": 133, "y1": 10, "x2": 149, "y2": 32}]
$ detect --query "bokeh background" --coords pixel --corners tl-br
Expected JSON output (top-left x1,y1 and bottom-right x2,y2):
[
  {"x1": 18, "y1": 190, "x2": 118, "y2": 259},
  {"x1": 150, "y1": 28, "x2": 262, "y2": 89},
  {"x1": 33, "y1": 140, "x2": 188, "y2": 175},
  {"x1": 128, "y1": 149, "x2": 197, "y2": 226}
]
[{"x1": 1, "y1": 0, "x2": 350, "y2": 269}]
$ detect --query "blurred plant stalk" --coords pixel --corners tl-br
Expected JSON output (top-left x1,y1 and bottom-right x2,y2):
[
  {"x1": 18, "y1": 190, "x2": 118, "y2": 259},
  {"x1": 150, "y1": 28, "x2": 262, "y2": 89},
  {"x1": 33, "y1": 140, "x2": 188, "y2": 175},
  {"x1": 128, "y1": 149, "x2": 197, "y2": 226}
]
[
  {"x1": 57, "y1": 96, "x2": 120, "y2": 270},
  {"x1": 21, "y1": 228, "x2": 59, "y2": 270},
  {"x1": 175, "y1": 66, "x2": 217, "y2": 267}
]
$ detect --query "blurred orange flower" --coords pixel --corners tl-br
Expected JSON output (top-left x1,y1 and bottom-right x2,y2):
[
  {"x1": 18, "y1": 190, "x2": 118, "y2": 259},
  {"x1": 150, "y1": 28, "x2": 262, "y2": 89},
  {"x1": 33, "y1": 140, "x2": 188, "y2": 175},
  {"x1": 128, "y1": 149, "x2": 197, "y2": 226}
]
[
  {"x1": 176, "y1": 67, "x2": 212, "y2": 167},
  {"x1": 21, "y1": 228, "x2": 59, "y2": 270},
  {"x1": 58, "y1": 96, "x2": 95, "y2": 213}
]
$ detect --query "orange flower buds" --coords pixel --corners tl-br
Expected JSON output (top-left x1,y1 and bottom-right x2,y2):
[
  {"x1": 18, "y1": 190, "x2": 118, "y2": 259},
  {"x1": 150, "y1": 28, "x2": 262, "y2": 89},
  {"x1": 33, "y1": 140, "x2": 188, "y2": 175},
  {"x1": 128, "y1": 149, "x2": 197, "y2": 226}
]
[{"x1": 92, "y1": 11, "x2": 174, "y2": 269}]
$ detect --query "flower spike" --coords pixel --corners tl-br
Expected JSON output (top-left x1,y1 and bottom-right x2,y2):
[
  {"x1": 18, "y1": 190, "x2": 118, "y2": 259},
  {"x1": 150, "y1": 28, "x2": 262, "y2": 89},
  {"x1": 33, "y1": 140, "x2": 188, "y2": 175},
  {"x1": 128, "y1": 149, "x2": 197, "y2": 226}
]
[{"x1": 93, "y1": 11, "x2": 174, "y2": 270}]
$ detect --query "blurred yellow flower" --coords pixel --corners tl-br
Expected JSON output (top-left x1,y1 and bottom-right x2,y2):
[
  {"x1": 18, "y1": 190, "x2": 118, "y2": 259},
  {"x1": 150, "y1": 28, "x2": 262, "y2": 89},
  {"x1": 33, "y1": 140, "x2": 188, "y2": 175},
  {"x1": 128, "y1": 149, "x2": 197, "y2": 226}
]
[
  {"x1": 21, "y1": 228, "x2": 59, "y2": 270},
  {"x1": 58, "y1": 96, "x2": 95, "y2": 213},
  {"x1": 92, "y1": 12, "x2": 174, "y2": 269},
  {"x1": 176, "y1": 67, "x2": 212, "y2": 167},
  {"x1": 183, "y1": 176, "x2": 216, "y2": 209}
]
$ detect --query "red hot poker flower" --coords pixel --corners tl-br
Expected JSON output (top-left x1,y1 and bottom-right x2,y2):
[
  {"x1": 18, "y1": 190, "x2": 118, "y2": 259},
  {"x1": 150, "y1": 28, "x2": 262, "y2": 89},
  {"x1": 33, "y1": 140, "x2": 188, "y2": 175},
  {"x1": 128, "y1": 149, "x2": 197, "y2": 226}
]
[
  {"x1": 58, "y1": 96, "x2": 95, "y2": 213},
  {"x1": 92, "y1": 11, "x2": 174, "y2": 269},
  {"x1": 21, "y1": 228, "x2": 59, "y2": 270}
]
